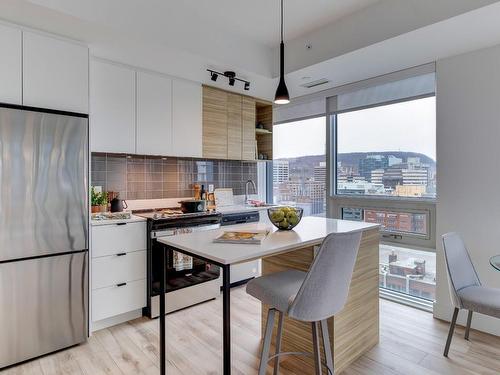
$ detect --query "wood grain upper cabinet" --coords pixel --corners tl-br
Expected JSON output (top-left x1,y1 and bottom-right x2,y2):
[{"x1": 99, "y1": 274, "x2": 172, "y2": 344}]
[
  {"x1": 227, "y1": 93, "x2": 242, "y2": 160},
  {"x1": 172, "y1": 79, "x2": 203, "y2": 158},
  {"x1": 242, "y1": 97, "x2": 256, "y2": 160},
  {"x1": 23, "y1": 31, "x2": 89, "y2": 113},
  {"x1": 0, "y1": 24, "x2": 21, "y2": 105},
  {"x1": 203, "y1": 86, "x2": 228, "y2": 159},
  {"x1": 90, "y1": 60, "x2": 136, "y2": 153},
  {"x1": 136, "y1": 71, "x2": 172, "y2": 156}
]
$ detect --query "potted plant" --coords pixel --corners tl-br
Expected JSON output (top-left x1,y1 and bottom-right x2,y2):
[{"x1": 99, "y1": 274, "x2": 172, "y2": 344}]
[{"x1": 91, "y1": 187, "x2": 108, "y2": 213}]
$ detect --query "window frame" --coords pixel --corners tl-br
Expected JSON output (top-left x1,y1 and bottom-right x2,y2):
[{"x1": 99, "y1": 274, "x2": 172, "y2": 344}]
[
  {"x1": 268, "y1": 115, "x2": 328, "y2": 215},
  {"x1": 327, "y1": 94, "x2": 437, "y2": 251}
]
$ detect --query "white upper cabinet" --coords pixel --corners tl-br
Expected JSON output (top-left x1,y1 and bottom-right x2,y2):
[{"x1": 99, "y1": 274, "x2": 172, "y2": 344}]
[
  {"x1": 136, "y1": 71, "x2": 172, "y2": 156},
  {"x1": 23, "y1": 31, "x2": 88, "y2": 113},
  {"x1": 90, "y1": 60, "x2": 136, "y2": 153},
  {"x1": 172, "y1": 79, "x2": 202, "y2": 158},
  {"x1": 0, "y1": 24, "x2": 22, "y2": 105}
]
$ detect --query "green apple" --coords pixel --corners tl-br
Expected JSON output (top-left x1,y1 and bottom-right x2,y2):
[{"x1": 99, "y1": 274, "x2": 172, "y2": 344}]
[
  {"x1": 279, "y1": 218, "x2": 289, "y2": 229},
  {"x1": 270, "y1": 210, "x2": 284, "y2": 222},
  {"x1": 287, "y1": 212, "x2": 300, "y2": 226}
]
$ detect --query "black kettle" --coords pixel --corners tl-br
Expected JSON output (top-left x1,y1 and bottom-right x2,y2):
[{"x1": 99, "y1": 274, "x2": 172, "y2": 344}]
[{"x1": 110, "y1": 196, "x2": 128, "y2": 212}]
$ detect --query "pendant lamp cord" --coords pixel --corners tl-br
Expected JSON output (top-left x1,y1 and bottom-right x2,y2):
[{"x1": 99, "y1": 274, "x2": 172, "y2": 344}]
[{"x1": 281, "y1": 0, "x2": 284, "y2": 42}]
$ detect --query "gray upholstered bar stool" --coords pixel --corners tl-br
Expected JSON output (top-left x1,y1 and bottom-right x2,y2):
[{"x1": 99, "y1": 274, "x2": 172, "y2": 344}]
[
  {"x1": 442, "y1": 232, "x2": 500, "y2": 357},
  {"x1": 246, "y1": 231, "x2": 362, "y2": 375}
]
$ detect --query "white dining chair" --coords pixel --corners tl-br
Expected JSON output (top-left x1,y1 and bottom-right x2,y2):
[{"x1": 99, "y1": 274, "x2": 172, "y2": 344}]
[{"x1": 442, "y1": 232, "x2": 500, "y2": 357}]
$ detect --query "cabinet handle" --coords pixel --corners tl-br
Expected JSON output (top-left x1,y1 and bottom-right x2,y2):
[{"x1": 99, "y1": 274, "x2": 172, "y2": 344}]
[
  {"x1": 116, "y1": 252, "x2": 127, "y2": 256},
  {"x1": 116, "y1": 222, "x2": 127, "y2": 226},
  {"x1": 116, "y1": 282, "x2": 127, "y2": 287}
]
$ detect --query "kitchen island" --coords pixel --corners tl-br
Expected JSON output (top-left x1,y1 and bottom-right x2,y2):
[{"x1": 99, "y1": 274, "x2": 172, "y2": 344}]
[{"x1": 158, "y1": 216, "x2": 380, "y2": 375}]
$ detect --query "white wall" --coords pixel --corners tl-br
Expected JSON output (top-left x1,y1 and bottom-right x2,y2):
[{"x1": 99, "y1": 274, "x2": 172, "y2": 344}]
[{"x1": 435, "y1": 43, "x2": 500, "y2": 335}]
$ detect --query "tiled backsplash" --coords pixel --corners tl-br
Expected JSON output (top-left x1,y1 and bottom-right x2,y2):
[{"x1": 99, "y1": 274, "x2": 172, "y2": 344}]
[{"x1": 91, "y1": 153, "x2": 259, "y2": 200}]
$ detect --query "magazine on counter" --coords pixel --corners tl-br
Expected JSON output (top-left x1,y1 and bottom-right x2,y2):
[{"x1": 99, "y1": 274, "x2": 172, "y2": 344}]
[{"x1": 213, "y1": 229, "x2": 269, "y2": 245}]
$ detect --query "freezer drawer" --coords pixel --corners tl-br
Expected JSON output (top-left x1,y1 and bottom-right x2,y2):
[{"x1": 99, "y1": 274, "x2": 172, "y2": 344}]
[{"x1": 0, "y1": 252, "x2": 88, "y2": 369}]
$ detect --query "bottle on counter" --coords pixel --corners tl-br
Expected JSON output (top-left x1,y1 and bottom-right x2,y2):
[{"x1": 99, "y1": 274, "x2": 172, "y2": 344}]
[
  {"x1": 200, "y1": 184, "x2": 206, "y2": 201},
  {"x1": 193, "y1": 184, "x2": 201, "y2": 200}
]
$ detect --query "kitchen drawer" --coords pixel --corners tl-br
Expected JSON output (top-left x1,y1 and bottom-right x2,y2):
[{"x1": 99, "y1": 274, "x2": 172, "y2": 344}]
[
  {"x1": 92, "y1": 279, "x2": 146, "y2": 322},
  {"x1": 92, "y1": 250, "x2": 146, "y2": 290},
  {"x1": 91, "y1": 222, "x2": 146, "y2": 258}
]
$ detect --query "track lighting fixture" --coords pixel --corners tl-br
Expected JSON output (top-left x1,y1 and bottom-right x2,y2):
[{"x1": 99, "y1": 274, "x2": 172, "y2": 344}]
[{"x1": 206, "y1": 69, "x2": 250, "y2": 91}]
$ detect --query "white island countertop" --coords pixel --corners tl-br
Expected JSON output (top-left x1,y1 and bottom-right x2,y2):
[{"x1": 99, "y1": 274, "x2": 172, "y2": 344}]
[{"x1": 158, "y1": 216, "x2": 379, "y2": 265}]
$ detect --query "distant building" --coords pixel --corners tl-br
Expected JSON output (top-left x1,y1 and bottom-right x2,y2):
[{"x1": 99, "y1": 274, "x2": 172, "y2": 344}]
[
  {"x1": 364, "y1": 209, "x2": 427, "y2": 235},
  {"x1": 402, "y1": 168, "x2": 428, "y2": 186},
  {"x1": 314, "y1": 162, "x2": 326, "y2": 183},
  {"x1": 273, "y1": 160, "x2": 289, "y2": 184},
  {"x1": 337, "y1": 181, "x2": 385, "y2": 195},
  {"x1": 388, "y1": 155, "x2": 403, "y2": 166},
  {"x1": 370, "y1": 169, "x2": 384, "y2": 184},
  {"x1": 395, "y1": 185, "x2": 426, "y2": 197},
  {"x1": 379, "y1": 251, "x2": 435, "y2": 300},
  {"x1": 358, "y1": 155, "x2": 389, "y2": 182}
]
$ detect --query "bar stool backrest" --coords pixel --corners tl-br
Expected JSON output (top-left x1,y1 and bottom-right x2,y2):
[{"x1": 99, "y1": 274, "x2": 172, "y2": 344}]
[{"x1": 287, "y1": 231, "x2": 362, "y2": 322}]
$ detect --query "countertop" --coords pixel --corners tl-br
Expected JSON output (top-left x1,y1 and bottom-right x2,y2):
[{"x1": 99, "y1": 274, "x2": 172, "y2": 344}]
[
  {"x1": 216, "y1": 204, "x2": 275, "y2": 214},
  {"x1": 157, "y1": 216, "x2": 379, "y2": 265},
  {"x1": 90, "y1": 214, "x2": 146, "y2": 226}
]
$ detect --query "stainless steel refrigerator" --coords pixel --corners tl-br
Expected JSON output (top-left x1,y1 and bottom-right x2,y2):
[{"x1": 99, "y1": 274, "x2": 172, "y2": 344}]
[{"x1": 0, "y1": 105, "x2": 88, "y2": 368}]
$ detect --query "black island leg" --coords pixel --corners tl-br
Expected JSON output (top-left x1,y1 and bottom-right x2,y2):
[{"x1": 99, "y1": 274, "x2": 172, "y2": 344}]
[
  {"x1": 159, "y1": 245, "x2": 166, "y2": 375},
  {"x1": 222, "y1": 264, "x2": 231, "y2": 375}
]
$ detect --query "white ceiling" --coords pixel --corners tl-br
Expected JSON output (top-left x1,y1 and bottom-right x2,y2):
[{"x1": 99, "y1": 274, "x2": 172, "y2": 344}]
[
  {"x1": 1, "y1": 0, "x2": 500, "y2": 101},
  {"x1": 26, "y1": 0, "x2": 381, "y2": 48}
]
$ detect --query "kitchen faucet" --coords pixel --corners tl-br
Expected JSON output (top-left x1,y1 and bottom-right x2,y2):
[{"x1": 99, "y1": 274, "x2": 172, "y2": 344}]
[{"x1": 245, "y1": 179, "x2": 257, "y2": 206}]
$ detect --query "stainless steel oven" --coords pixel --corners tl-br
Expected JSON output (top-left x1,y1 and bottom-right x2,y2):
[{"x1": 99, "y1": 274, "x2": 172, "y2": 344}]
[{"x1": 137, "y1": 211, "x2": 222, "y2": 318}]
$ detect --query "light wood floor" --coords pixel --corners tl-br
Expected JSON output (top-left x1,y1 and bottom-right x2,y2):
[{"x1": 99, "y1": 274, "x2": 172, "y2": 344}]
[{"x1": 3, "y1": 286, "x2": 500, "y2": 375}]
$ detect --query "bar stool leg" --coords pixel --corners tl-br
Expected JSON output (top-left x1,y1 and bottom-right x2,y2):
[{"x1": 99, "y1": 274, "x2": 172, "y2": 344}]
[
  {"x1": 259, "y1": 309, "x2": 276, "y2": 375},
  {"x1": 312, "y1": 321, "x2": 323, "y2": 375},
  {"x1": 273, "y1": 311, "x2": 284, "y2": 375},
  {"x1": 465, "y1": 310, "x2": 473, "y2": 340},
  {"x1": 320, "y1": 319, "x2": 334, "y2": 374}
]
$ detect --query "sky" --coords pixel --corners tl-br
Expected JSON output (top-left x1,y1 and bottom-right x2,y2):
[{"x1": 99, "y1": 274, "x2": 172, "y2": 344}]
[{"x1": 273, "y1": 96, "x2": 436, "y2": 161}]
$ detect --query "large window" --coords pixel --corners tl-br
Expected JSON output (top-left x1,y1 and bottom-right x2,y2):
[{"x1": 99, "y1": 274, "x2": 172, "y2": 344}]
[
  {"x1": 336, "y1": 96, "x2": 436, "y2": 199},
  {"x1": 272, "y1": 117, "x2": 326, "y2": 216},
  {"x1": 331, "y1": 94, "x2": 436, "y2": 307}
]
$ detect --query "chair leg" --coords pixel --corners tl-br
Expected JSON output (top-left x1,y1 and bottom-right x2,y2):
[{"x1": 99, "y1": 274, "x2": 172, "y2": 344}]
[
  {"x1": 465, "y1": 310, "x2": 473, "y2": 341},
  {"x1": 320, "y1": 319, "x2": 334, "y2": 374},
  {"x1": 311, "y1": 321, "x2": 323, "y2": 375},
  {"x1": 444, "y1": 307, "x2": 459, "y2": 357},
  {"x1": 259, "y1": 308, "x2": 276, "y2": 375},
  {"x1": 273, "y1": 311, "x2": 284, "y2": 375}
]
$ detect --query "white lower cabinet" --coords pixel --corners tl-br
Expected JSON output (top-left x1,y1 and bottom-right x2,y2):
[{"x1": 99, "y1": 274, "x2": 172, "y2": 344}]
[
  {"x1": 92, "y1": 279, "x2": 147, "y2": 322},
  {"x1": 91, "y1": 220, "x2": 147, "y2": 328},
  {"x1": 92, "y1": 250, "x2": 146, "y2": 290}
]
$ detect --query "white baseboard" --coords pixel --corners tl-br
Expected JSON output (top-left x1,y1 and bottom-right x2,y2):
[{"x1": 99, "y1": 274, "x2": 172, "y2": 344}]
[{"x1": 90, "y1": 309, "x2": 143, "y2": 333}]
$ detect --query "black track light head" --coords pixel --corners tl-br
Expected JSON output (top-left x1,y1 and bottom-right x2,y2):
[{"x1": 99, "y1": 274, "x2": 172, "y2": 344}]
[
  {"x1": 244, "y1": 82, "x2": 250, "y2": 91},
  {"x1": 210, "y1": 72, "x2": 218, "y2": 81}
]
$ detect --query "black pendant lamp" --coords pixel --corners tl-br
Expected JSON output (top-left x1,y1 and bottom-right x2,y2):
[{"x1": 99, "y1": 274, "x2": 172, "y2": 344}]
[{"x1": 274, "y1": 0, "x2": 290, "y2": 104}]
